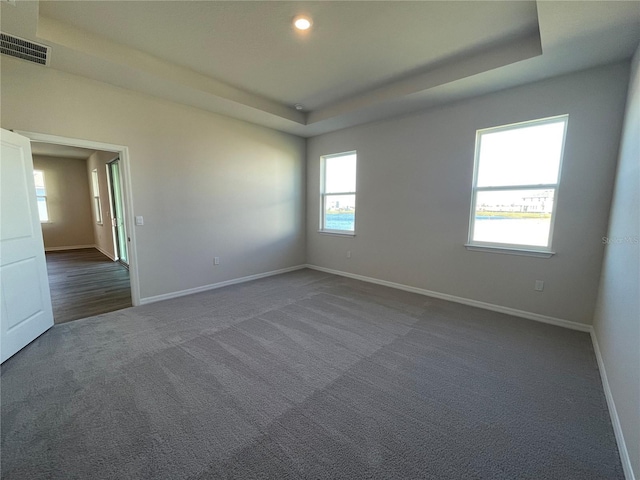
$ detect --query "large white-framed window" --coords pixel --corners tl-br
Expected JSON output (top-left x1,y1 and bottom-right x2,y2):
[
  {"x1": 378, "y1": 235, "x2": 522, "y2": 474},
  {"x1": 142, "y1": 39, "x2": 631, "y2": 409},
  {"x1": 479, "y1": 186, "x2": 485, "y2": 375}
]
[
  {"x1": 467, "y1": 115, "x2": 568, "y2": 254},
  {"x1": 33, "y1": 170, "x2": 49, "y2": 222},
  {"x1": 320, "y1": 151, "x2": 357, "y2": 235},
  {"x1": 91, "y1": 168, "x2": 103, "y2": 225}
]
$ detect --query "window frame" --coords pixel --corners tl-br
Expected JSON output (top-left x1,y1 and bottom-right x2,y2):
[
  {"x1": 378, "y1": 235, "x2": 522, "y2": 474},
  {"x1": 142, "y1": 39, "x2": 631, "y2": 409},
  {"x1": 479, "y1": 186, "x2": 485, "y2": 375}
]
[
  {"x1": 319, "y1": 151, "x2": 357, "y2": 236},
  {"x1": 33, "y1": 169, "x2": 49, "y2": 223},
  {"x1": 91, "y1": 168, "x2": 103, "y2": 225},
  {"x1": 466, "y1": 115, "x2": 569, "y2": 255}
]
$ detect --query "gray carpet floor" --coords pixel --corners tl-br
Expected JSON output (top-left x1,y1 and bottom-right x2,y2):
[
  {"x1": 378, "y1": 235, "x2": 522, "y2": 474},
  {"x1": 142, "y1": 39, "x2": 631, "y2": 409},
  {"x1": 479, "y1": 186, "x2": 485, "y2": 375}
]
[{"x1": 1, "y1": 269, "x2": 623, "y2": 479}]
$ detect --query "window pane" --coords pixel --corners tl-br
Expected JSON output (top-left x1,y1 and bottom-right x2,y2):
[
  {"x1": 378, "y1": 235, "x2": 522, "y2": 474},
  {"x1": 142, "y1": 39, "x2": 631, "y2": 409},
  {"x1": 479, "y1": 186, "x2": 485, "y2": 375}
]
[
  {"x1": 325, "y1": 154, "x2": 356, "y2": 193},
  {"x1": 37, "y1": 197, "x2": 48, "y2": 222},
  {"x1": 477, "y1": 120, "x2": 566, "y2": 187},
  {"x1": 94, "y1": 197, "x2": 102, "y2": 224},
  {"x1": 33, "y1": 170, "x2": 45, "y2": 189},
  {"x1": 34, "y1": 171, "x2": 46, "y2": 196},
  {"x1": 324, "y1": 194, "x2": 355, "y2": 231},
  {"x1": 473, "y1": 189, "x2": 554, "y2": 247},
  {"x1": 92, "y1": 170, "x2": 100, "y2": 195}
]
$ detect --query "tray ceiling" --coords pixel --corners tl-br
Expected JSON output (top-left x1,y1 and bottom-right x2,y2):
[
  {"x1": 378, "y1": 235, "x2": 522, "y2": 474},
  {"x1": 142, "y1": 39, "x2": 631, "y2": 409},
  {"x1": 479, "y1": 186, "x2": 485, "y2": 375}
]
[{"x1": 2, "y1": 1, "x2": 639, "y2": 137}]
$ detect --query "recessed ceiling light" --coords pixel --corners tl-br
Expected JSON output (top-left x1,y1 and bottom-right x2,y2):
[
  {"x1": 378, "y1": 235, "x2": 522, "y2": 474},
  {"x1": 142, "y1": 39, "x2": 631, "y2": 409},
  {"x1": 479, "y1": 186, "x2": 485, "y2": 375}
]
[
  {"x1": 293, "y1": 16, "x2": 312, "y2": 31},
  {"x1": 294, "y1": 104, "x2": 304, "y2": 111}
]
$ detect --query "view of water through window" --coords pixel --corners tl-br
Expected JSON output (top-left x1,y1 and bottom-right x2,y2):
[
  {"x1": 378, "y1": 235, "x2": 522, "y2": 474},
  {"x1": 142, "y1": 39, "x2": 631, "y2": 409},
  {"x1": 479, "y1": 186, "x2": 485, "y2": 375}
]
[
  {"x1": 469, "y1": 116, "x2": 567, "y2": 249},
  {"x1": 325, "y1": 212, "x2": 355, "y2": 231},
  {"x1": 322, "y1": 153, "x2": 356, "y2": 232},
  {"x1": 473, "y1": 188, "x2": 554, "y2": 246}
]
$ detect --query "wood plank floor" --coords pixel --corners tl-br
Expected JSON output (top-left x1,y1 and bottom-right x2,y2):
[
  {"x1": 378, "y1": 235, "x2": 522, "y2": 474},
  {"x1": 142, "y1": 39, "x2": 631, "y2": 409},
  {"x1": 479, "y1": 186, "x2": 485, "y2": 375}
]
[{"x1": 45, "y1": 248, "x2": 132, "y2": 324}]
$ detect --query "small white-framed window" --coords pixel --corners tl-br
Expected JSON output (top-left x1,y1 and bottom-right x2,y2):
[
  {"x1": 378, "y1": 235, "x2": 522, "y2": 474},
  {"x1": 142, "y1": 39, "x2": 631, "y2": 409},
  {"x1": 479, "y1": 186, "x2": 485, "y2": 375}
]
[
  {"x1": 33, "y1": 170, "x2": 49, "y2": 222},
  {"x1": 91, "y1": 168, "x2": 103, "y2": 225},
  {"x1": 467, "y1": 115, "x2": 568, "y2": 253},
  {"x1": 320, "y1": 151, "x2": 357, "y2": 234}
]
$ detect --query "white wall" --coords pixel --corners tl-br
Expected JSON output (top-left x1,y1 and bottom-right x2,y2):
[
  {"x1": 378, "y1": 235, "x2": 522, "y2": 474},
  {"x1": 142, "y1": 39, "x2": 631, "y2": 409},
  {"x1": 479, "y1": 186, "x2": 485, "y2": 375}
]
[
  {"x1": 593, "y1": 45, "x2": 640, "y2": 480},
  {"x1": 307, "y1": 62, "x2": 629, "y2": 325},
  {"x1": 1, "y1": 56, "x2": 306, "y2": 301},
  {"x1": 32, "y1": 155, "x2": 95, "y2": 249}
]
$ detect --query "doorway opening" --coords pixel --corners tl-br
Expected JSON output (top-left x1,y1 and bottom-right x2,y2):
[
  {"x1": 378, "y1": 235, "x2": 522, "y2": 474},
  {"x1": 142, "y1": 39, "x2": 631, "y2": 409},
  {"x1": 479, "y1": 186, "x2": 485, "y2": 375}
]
[{"x1": 18, "y1": 131, "x2": 140, "y2": 324}]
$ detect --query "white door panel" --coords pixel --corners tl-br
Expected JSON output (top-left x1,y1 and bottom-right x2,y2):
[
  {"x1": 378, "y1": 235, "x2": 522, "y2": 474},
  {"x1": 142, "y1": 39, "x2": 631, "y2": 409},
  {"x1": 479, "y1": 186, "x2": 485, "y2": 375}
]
[
  {"x1": 1, "y1": 142, "x2": 34, "y2": 240},
  {"x1": 1, "y1": 129, "x2": 53, "y2": 363}
]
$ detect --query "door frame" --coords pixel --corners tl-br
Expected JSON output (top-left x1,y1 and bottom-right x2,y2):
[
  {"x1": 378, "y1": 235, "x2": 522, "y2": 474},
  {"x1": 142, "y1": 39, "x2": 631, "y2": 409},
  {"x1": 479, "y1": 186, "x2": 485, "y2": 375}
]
[
  {"x1": 16, "y1": 131, "x2": 141, "y2": 306},
  {"x1": 106, "y1": 155, "x2": 129, "y2": 268}
]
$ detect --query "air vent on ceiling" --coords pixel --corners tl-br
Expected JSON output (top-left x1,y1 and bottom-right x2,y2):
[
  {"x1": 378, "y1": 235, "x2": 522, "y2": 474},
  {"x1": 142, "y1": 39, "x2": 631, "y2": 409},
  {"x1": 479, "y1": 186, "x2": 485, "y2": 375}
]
[{"x1": 0, "y1": 33, "x2": 50, "y2": 66}]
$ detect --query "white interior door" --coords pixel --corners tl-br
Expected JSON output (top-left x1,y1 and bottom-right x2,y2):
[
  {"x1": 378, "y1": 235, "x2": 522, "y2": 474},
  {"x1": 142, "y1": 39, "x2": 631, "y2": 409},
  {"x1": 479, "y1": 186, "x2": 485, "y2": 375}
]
[{"x1": 1, "y1": 129, "x2": 54, "y2": 363}]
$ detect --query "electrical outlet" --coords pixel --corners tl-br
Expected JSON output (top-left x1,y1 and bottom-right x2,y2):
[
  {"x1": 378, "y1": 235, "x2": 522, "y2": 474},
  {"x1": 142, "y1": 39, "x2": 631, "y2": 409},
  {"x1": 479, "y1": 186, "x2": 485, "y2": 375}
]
[
  {"x1": 535, "y1": 280, "x2": 544, "y2": 292},
  {"x1": 347, "y1": 250, "x2": 351, "y2": 258},
  {"x1": 214, "y1": 257, "x2": 220, "y2": 265}
]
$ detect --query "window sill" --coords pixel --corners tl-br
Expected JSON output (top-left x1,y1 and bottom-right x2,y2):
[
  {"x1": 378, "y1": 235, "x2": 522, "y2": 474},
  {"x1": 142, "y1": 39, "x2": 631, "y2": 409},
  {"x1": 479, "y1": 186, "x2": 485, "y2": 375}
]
[
  {"x1": 318, "y1": 230, "x2": 355, "y2": 238},
  {"x1": 464, "y1": 244, "x2": 555, "y2": 258}
]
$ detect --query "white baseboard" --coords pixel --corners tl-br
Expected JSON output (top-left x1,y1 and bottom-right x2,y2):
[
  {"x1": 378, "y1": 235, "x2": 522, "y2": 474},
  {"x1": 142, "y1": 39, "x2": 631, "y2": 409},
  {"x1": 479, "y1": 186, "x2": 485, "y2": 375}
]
[
  {"x1": 139, "y1": 265, "x2": 307, "y2": 305},
  {"x1": 94, "y1": 244, "x2": 117, "y2": 261},
  {"x1": 45, "y1": 244, "x2": 95, "y2": 252},
  {"x1": 591, "y1": 330, "x2": 636, "y2": 480},
  {"x1": 305, "y1": 264, "x2": 591, "y2": 332}
]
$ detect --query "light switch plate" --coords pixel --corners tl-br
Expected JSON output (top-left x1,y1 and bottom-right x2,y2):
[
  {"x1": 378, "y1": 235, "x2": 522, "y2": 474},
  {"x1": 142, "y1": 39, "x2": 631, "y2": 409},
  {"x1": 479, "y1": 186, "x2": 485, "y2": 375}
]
[{"x1": 135, "y1": 216, "x2": 144, "y2": 226}]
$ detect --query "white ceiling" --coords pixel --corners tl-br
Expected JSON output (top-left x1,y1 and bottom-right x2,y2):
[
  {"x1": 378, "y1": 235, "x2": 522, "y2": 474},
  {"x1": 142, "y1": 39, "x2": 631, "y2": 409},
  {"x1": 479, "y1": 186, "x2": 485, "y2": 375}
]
[
  {"x1": 2, "y1": 1, "x2": 639, "y2": 137},
  {"x1": 37, "y1": 1, "x2": 540, "y2": 110}
]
